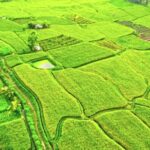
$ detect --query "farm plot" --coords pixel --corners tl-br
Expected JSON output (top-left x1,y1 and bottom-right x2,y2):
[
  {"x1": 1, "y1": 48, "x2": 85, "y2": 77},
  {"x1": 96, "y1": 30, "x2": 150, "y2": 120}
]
[
  {"x1": 0, "y1": 31, "x2": 30, "y2": 54},
  {"x1": 13, "y1": 17, "x2": 36, "y2": 25},
  {"x1": 0, "y1": 95, "x2": 10, "y2": 112},
  {"x1": 52, "y1": 24, "x2": 105, "y2": 41},
  {"x1": 95, "y1": 110, "x2": 150, "y2": 150},
  {"x1": 58, "y1": 119, "x2": 123, "y2": 150},
  {"x1": 67, "y1": 15, "x2": 94, "y2": 24},
  {"x1": 110, "y1": 0, "x2": 150, "y2": 18},
  {"x1": 87, "y1": 21, "x2": 134, "y2": 38},
  {"x1": 36, "y1": 16, "x2": 74, "y2": 25},
  {"x1": 53, "y1": 69, "x2": 127, "y2": 116},
  {"x1": 121, "y1": 4, "x2": 150, "y2": 18},
  {"x1": 119, "y1": 21, "x2": 150, "y2": 41},
  {"x1": 0, "y1": 118, "x2": 31, "y2": 150},
  {"x1": 5, "y1": 54, "x2": 23, "y2": 68},
  {"x1": 80, "y1": 54, "x2": 147, "y2": 100},
  {"x1": 0, "y1": 5, "x2": 29, "y2": 19},
  {"x1": 16, "y1": 28, "x2": 60, "y2": 44},
  {"x1": 95, "y1": 39, "x2": 123, "y2": 51},
  {"x1": 134, "y1": 15, "x2": 150, "y2": 28},
  {"x1": 49, "y1": 43, "x2": 115, "y2": 68},
  {"x1": 0, "y1": 110, "x2": 20, "y2": 124},
  {"x1": 85, "y1": 2, "x2": 134, "y2": 22},
  {"x1": 17, "y1": 24, "x2": 104, "y2": 44},
  {"x1": 114, "y1": 34, "x2": 150, "y2": 50},
  {"x1": 0, "y1": 0, "x2": 150, "y2": 149},
  {"x1": 0, "y1": 40, "x2": 14, "y2": 56},
  {"x1": 119, "y1": 50, "x2": 150, "y2": 82},
  {"x1": 20, "y1": 51, "x2": 47, "y2": 62},
  {"x1": 14, "y1": 64, "x2": 81, "y2": 137},
  {"x1": 135, "y1": 98, "x2": 150, "y2": 108},
  {"x1": 0, "y1": 19, "x2": 23, "y2": 32},
  {"x1": 133, "y1": 105, "x2": 150, "y2": 127},
  {"x1": 39, "y1": 34, "x2": 82, "y2": 51}
]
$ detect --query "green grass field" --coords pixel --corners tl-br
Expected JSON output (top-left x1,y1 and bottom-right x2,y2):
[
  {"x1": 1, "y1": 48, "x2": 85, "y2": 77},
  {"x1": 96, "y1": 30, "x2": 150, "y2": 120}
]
[{"x1": 0, "y1": 0, "x2": 150, "y2": 149}]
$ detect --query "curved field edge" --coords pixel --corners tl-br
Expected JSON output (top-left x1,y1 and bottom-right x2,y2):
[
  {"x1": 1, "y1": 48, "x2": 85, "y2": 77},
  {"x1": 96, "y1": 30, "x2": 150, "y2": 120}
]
[
  {"x1": 13, "y1": 64, "x2": 82, "y2": 143},
  {"x1": 10, "y1": 70, "x2": 53, "y2": 149}
]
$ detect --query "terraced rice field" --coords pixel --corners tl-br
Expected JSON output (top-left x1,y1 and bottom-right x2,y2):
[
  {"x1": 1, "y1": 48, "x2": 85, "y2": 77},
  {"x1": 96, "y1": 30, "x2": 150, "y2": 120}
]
[{"x1": 0, "y1": 0, "x2": 150, "y2": 149}]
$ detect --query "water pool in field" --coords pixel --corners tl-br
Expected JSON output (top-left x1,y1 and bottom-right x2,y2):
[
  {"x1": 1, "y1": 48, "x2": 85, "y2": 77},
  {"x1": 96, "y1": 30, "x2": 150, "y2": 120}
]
[{"x1": 32, "y1": 59, "x2": 55, "y2": 69}]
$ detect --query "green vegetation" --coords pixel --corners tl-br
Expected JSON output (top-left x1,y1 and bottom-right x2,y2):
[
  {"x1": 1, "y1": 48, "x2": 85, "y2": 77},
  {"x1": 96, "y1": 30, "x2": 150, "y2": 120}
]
[
  {"x1": 0, "y1": 95, "x2": 9, "y2": 112},
  {"x1": 80, "y1": 55, "x2": 147, "y2": 100},
  {"x1": 54, "y1": 69, "x2": 127, "y2": 116},
  {"x1": 0, "y1": 118, "x2": 31, "y2": 150},
  {"x1": 49, "y1": 43, "x2": 115, "y2": 68},
  {"x1": 129, "y1": 0, "x2": 149, "y2": 5},
  {"x1": 28, "y1": 31, "x2": 38, "y2": 50},
  {"x1": 5, "y1": 54, "x2": 23, "y2": 67},
  {"x1": 14, "y1": 64, "x2": 81, "y2": 137},
  {"x1": 133, "y1": 105, "x2": 150, "y2": 126},
  {"x1": 0, "y1": 40, "x2": 13, "y2": 56},
  {"x1": 95, "y1": 110, "x2": 150, "y2": 150},
  {"x1": 58, "y1": 119, "x2": 123, "y2": 150},
  {"x1": 0, "y1": 0, "x2": 150, "y2": 149},
  {"x1": 114, "y1": 34, "x2": 150, "y2": 50},
  {"x1": 0, "y1": 31, "x2": 30, "y2": 54},
  {"x1": 19, "y1": 51, "x2": 47, "y2": 63},
  {"x1": 0, "y1": 19, "x2": 23, "y2": 32},
  {"x1": 134, "y1": 15, "x2": 150, "y2": 28},
  {"x1": 88, "y1": 22, "x2": 134, "y2": 38}
]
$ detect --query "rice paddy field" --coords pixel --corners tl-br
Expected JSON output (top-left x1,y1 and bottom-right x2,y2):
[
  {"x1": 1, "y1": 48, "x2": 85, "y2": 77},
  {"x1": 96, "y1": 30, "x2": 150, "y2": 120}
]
[{"x1": 0, "y1": 0, "x2": 150, "y2": 149}]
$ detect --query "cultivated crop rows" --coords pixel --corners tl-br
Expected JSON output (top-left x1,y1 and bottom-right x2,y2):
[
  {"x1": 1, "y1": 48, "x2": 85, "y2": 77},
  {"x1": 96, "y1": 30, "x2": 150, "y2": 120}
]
[
  {"x1": 0, "y1": 0, "x2": 150, "y2": 150},
  {"x1": 39, "y1": 34, "x2": 82, "y2": 51}
]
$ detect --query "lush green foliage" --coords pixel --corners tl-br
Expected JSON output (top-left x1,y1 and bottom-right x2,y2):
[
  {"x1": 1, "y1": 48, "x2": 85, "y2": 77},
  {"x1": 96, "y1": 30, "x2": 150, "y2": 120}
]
[
  {"x1": 58, "y1": 119, "x2": 123, "y2": 150},
  {"x1": 0, "y1": 40, "x2": 13, "y2": 56},
  {"x1": 95, "y1": 110, "x2": 150, "y2": 150},
  {"x1": 14, "y1": 64, "x2": 81, "y2": 137},
  {"x1": 0, "y1": 0, "x2": 150, "y2": 149},
  {"x1": 0, "y1": 31, "x2": 30, "y2": 54},
  {"x1": 50, "y1": 43, "x2": 114, "y2": 68},
  {"x1": 115, "y1": 34, "x2": 150, "y2": 50},
  {"x1": 54, "y1": 69, "x2": 127, "y2": 116},
  {"x1": 0, "y1": 95, "x2": 9, "y2": 112},
  {"x1": 0, "y1": 19, "x2": 23, "y2": 32},
  {"x1": 0, "y1": 118, "x2": 31, "y2": 150},
  {"x1": 80, "y1": 54, "x2": 147, "y2": 100}
]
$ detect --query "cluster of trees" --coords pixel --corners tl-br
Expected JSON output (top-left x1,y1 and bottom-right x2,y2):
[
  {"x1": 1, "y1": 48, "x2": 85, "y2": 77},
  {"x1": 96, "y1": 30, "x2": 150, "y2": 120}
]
[
  {"x1": 28, "y1": 32, "x2": 42, "y2": 51},
  {"x1": 0, "y1": 68, "x2": 20, "y2": 113},
  {"x1": 28, "y1": 32, "x2": 38, "y2": 50},
  {"x1": 0, "y1": 83, "x2": 21, "y2": 113},
  {"x1": 129, "y1": 0, "x2": 149, "y2": 5},
  {"x1": 0, "y1": 62, "x2": 42, "y2": 149}
]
